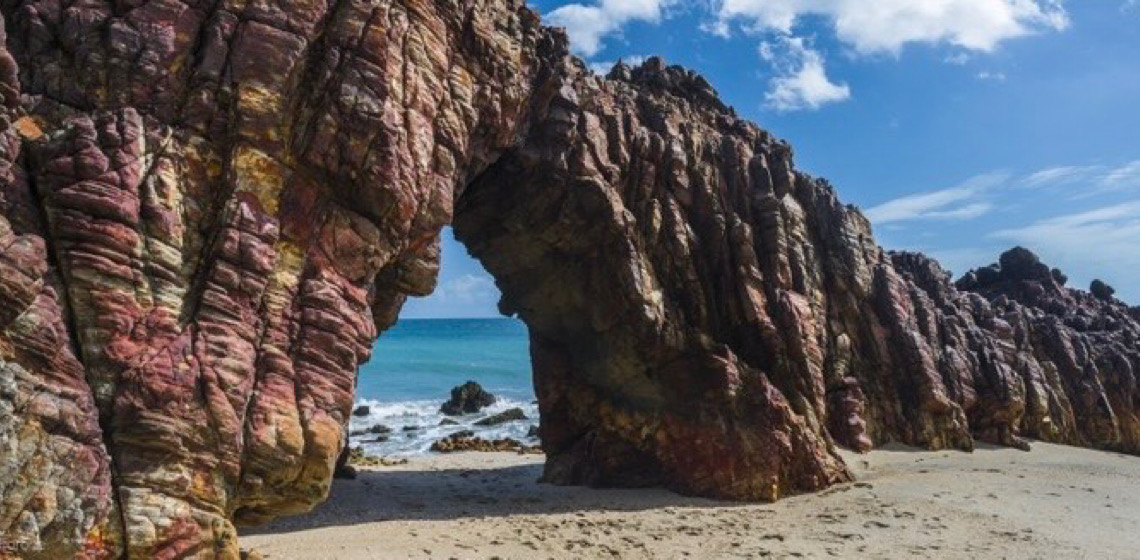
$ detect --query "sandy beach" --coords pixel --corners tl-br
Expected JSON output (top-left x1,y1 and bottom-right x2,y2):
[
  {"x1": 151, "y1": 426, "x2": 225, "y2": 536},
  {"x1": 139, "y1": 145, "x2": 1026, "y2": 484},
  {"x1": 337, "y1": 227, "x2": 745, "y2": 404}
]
[{"x1": 241, "y1": 442, "x2": 1140, "y2": 559}]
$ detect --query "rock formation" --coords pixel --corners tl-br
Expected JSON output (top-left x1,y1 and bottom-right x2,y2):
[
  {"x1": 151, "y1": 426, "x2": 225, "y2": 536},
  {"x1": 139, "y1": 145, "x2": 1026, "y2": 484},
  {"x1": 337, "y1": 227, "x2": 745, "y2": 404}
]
[
  {"x1": 474, "y1": 407, "x2": 527, "y2": 426},
  {"x1": 440, "y1": 381, "x2": 497, "y2": 415},
  {"x1": 429, "y1": 435, "x2": 540, "y2": 454},
  {"x1": 0, "y1": 0, "x2": 1135, "y2": 557}
]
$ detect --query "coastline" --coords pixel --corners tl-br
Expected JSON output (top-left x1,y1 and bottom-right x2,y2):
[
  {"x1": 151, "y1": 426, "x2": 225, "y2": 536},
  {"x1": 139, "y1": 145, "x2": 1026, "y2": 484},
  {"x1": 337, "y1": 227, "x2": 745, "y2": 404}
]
[{"x1": 242, "y1": 442, "x2": 1140, "y2": 559}]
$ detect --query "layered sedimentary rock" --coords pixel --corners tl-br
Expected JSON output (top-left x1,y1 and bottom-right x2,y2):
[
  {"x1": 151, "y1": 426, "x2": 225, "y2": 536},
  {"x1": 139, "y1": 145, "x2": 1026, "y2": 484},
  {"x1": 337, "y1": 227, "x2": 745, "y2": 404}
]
[{"x1": 0, "y1": 0, "x2": 1136, "y2": 558}]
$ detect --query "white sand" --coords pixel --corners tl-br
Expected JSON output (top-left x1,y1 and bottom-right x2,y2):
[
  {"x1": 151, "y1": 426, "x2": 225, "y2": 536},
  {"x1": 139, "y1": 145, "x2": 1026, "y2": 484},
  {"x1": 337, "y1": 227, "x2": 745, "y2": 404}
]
[{"x1": 242, "y1": 442, "x2": 1140, "y2": 559}]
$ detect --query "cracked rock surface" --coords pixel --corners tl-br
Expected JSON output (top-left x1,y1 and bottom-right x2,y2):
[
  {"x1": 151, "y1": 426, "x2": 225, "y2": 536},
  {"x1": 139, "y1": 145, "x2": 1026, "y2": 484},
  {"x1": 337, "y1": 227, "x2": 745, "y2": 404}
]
[{"x1": 0, "y1": 1, "x2": 1135, "y2": 558}]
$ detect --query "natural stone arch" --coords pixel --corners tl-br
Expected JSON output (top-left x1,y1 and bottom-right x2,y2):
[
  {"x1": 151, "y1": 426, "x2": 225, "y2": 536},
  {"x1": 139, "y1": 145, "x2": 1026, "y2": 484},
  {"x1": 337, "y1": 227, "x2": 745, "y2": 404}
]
[
  {"x1": 0, "y1": 0, "x2": 1136, "y2": 558},
  {"x1": 450, "y1": 59, "x2": 854, "y2": 498}
]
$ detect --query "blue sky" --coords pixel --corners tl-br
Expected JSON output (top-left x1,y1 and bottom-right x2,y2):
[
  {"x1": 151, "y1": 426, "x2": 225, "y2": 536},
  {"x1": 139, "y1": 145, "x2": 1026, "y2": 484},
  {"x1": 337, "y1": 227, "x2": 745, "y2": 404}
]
[{"x1": 402, "y1": 0, "x2": 1140, "y2": 318}]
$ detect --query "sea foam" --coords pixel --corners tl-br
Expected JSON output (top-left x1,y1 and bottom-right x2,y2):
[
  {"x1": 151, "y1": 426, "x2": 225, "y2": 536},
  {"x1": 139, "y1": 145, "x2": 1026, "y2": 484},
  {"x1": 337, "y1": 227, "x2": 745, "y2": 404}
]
[{"x1": 349, "y1": 396, "x2": 539, "y2": 456}]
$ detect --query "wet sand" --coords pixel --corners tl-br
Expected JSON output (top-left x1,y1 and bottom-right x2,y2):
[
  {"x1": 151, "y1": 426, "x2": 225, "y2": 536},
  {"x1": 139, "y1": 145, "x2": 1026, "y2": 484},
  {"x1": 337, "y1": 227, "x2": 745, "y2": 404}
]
[{"x1": 242, "y1": 442, "x2": 1140, "y2": 559}]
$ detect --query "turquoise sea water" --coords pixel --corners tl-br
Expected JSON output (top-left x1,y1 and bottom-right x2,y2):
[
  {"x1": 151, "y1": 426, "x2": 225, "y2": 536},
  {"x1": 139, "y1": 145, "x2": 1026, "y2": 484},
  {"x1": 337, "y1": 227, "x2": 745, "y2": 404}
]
[{"x1": 350, "y1": 318, "x2": 538, "y2": 455}]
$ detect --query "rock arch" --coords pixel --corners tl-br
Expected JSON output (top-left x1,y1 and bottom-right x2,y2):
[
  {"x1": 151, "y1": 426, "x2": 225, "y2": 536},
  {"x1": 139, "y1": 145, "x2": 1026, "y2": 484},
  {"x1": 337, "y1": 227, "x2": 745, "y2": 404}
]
[{"x1": 0, "y1": 1, "x2": 1136, "y2": 558}]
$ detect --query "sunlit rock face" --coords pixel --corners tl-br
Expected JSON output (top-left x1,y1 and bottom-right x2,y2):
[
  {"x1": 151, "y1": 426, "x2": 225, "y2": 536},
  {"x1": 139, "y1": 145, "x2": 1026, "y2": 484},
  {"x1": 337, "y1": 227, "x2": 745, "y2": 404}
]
[
  {"x1": 0, "y1": 0, "x2": 553, "y2": 556},
  {"x1": 0, "y1": 1, "x2": 1136, "y2": 558}
]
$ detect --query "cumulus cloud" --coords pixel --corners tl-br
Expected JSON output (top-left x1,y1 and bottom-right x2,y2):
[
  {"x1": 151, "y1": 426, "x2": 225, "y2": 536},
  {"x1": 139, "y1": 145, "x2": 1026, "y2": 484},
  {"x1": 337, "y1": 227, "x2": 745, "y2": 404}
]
[
  {"x1": 549, "y1": 1, "x2": 1068, "y2": 111},
  {"x1": 547, "y1": 0, "x2": 672, "y2": 56},
  {"x1": 864, "y1": 172, "x2": 1008, "y2": 224},
  {"x1": 715, "y1": 0, "x2": 1069, "y2": 54},
  {"x1": 714, "y1": 0, "x2": 1067, "y2": 110},
  {"x1": 759, "y1": 36, "x2": 850, "y2": 111}
]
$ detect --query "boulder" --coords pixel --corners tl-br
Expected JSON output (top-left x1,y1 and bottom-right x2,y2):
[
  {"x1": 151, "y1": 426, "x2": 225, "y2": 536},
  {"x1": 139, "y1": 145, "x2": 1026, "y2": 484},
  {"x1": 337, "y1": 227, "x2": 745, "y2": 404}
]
[
  {"x1": 440, "y1": 381, "x2": 497, "y2": 415},
  {"x1": 474, "y1": 407, "x2": 528, "y2": 426},
  {"x1": 350, "y1": 424, "x2": 392, "y2": 437},
  {"x1": 999, "y1": 246, "x2": 1050, "y2": 281},
  {"x1": 1051, "y1": 268, "x2": 1069, "y2": 286},
  {"x1": 1091, "y1": 279, "x2": 1116, "y2": 301}
]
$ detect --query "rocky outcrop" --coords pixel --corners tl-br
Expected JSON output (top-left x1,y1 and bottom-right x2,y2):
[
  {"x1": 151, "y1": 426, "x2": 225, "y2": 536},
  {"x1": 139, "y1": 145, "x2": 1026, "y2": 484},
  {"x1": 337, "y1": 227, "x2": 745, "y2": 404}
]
[
  {"x1": 950, "y1": 248, "x2": 1140, "y2": 451},
  {"x1": 440, "y1": 381, "x2": 497, "y2": 415},
  {"x1": 1091, "y1": 279, "x2": 1117, "y2": 301},
  {"x1": 430, "y1": 435, "x2": 541, "y2": 454},
  {"x1": 0, "y1": 0, "x2": 1135, "y2": 557},
  {"x1": 474, "y1": 407, "x2": 527, "y2": 426}
]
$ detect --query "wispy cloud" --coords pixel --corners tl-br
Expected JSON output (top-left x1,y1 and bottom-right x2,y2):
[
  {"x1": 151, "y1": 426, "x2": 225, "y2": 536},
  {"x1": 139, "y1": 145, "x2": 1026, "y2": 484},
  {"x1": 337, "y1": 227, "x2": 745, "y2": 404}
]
[
  {"x1": 1019, "y1": 160, "x2": 1140, "y2": 195},
  {"x1": 1020, "y1": 165, "x2": 1104, "y2": 188},
  {"x1": 864, "y1": 172, "x2": 1008, "y2": 224},
  {"x1": 991, "y1": 202, "x2": 1140, "y2": 297},
  {"x1": 944, "y1": 52, "x2": 971, "y2": 65},
  {"x1": 759, "y1": 36, "x2": 850, "y2": 111},
  {"x1": 1101, "y1": 160, "x2": 1140, "y2": 191},
  {"x1": 976, "y1": 71, "x2": 1008, "y2": 81}
]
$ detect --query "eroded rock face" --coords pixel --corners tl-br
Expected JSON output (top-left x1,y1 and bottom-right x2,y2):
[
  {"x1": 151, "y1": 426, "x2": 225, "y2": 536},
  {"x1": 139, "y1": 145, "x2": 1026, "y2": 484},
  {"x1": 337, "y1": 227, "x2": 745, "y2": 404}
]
[
  {"x1": 0, "y1": 1, "x2": 1136, "y2": 558},
  {"x1": 951, "y1": 248, "x2": 1140, "y2": 451},
  {"x1": 1, "y1": 0, "x2": 554, "y2": 556}
]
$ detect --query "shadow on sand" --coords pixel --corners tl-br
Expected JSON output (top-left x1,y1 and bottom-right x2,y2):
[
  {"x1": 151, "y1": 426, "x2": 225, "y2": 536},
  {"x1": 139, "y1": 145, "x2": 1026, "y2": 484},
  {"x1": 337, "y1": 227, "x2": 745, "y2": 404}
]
[{"x1": 242, "y1": 459, "x2": 752, "y2": 535}]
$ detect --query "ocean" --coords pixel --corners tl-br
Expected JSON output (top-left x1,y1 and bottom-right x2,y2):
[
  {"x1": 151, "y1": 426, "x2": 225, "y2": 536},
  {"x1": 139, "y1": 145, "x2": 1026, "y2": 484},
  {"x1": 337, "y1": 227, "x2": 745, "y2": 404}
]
[{"x1": 349, "y1": 318, "x2": 538, "y2": 456}]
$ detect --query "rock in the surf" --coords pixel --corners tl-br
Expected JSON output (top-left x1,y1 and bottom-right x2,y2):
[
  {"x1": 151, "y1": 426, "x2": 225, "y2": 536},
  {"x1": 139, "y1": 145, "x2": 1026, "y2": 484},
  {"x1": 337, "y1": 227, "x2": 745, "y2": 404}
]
[
  {"x1": 475, "y1": 407, "x2": 528, "y2": 426},
  {"x1": 440, "y1": 381, "x2": 497, "y2": 415}
]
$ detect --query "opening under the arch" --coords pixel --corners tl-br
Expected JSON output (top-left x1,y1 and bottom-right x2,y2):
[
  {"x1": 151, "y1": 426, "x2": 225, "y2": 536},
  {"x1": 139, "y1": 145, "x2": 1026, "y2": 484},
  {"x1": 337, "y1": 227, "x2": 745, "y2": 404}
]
[{"x1": 348, "y1": 227, "x2": 539, "y2": 457}]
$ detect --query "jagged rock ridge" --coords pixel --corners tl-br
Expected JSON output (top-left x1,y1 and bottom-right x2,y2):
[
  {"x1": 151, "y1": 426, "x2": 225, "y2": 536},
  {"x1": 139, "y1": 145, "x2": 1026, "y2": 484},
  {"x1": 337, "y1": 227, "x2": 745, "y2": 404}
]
[{"x1": 0, "y1": 1, "x2": 1135, "y2": 557}]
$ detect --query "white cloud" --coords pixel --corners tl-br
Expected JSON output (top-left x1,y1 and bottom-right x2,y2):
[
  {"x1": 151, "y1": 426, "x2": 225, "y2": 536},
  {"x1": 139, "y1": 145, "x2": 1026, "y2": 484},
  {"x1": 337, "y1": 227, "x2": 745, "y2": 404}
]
[
  {"x1": 716, "y1": 1, "x2": 1066, "y2": 111},
  {"x1": 1021, "y1": 165, "x2": 1104, "y2": 188},
  {"x1": 759, "y1": 36, "x2": 850, "y2": 111},
  {"x1": 550, "y1": 1, "x2": 1067, "y2": 110},
  {"x1": 944, "y1": 52, "x2": 971, "y2": 65},
  {"x1": 925, "y1": 202, "x2": 994, "y2": 219},
  {"x1": 1019, "y1": 160, "x2": 1140, "y2": 195},
  {"x1": 431, "y1": 274, "x2": 499, "y2": 305},
  {"x1": 976, "y1": 70, "x2": 1007, "y2": 81},
  {"x1": 1101, "y1": 160, "x2": 1140, "y2": 191},
  {"x1": 547, "y1": 0, "x2": 672, "y2": 56},
  {"x1": 715, "y1": 0, "x2": 1069, "y2": 55},
  {"x1": 865, "y1": 172, "x2": 1008, "y2": 224}
]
